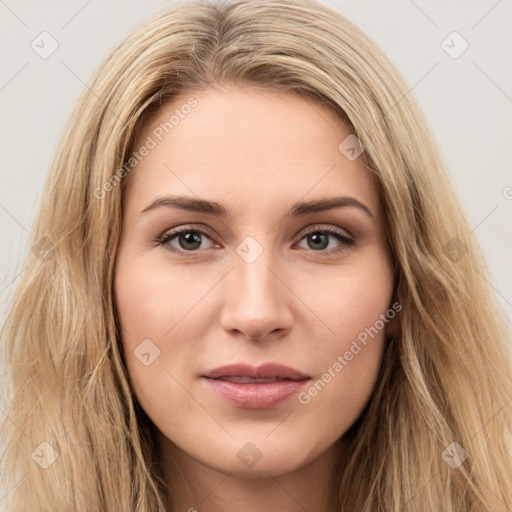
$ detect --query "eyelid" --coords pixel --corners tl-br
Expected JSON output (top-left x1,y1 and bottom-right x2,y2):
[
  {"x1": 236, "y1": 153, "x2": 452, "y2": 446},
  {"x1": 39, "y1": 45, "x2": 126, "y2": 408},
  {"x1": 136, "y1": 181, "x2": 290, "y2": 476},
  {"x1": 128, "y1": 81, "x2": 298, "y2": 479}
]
[
  {"x1": 156, "y1": 222, "x2": 355, "y2": 254},
  {"x1": 159, "y1": 222, "x2": 353, "y2": 240},
  {"x1": 156, "y1": 224, "x2": 218, "y2": 248},
  {"x1": 299, "y1": 223, "x2": 353, "y2": 240}
]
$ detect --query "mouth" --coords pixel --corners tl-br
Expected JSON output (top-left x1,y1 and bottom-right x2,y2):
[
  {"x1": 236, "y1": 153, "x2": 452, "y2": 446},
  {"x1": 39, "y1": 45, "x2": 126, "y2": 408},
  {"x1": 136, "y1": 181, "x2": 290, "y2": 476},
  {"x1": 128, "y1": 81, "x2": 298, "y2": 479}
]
[
  {"x1": 202, "y1": 362, "x2": 310, "y2": 381},
  {"x1": 208, "y1": 376, "x2": 300, "y2": 383},
  {"x1": 201, "y1": 363, "x2": 311, "y2": 409}
]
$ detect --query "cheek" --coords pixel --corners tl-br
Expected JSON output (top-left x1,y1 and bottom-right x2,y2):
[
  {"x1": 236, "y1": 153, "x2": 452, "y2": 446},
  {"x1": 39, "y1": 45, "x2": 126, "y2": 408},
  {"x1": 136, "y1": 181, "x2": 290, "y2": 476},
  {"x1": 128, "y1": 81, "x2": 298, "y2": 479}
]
[
  {"x1": 113, "y1": 250, "x2": 217, "y2": 417},
  {"x1": 294, "y1": 249, "x2": 394, "y2": 414},
  {"x1": 113, "y1": 256, "x2": 174, "y2": 401},
  {"x1": 114, "y1": 252, "x2": 191, "y2": 343},
  {"x1": 303, "y1": 246, "x2": 394, "y2": 350}
]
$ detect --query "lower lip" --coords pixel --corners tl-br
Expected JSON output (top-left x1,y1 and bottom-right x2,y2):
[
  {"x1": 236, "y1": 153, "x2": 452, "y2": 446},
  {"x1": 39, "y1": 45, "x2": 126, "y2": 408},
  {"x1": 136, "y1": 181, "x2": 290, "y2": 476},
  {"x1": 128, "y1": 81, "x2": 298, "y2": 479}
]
[{"x1": 203, "y1": 377, "x2": 309, "y2": 409}]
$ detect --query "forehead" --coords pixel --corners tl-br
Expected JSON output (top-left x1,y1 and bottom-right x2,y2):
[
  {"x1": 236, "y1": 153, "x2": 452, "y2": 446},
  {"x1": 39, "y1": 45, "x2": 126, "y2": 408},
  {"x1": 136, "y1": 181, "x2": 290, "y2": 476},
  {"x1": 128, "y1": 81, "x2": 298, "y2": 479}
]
[{"x1": 125, "y1": 87, "x2": 379, "y2": 216}]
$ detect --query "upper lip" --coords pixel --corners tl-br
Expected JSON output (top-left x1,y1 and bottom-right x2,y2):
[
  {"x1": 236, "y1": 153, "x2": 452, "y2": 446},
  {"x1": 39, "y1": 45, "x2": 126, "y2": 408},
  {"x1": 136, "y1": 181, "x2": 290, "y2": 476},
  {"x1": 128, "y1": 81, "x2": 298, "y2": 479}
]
[{"x1": 202, "y1": 363, "x2": 310, "y2": 381}]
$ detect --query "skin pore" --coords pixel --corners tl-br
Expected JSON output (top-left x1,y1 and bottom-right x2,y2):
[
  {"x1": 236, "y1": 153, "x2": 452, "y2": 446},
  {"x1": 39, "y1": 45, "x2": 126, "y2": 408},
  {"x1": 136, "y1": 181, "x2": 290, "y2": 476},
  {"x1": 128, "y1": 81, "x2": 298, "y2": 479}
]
[{"x1": 114, "y1": 86, "x2": 395, "y2": 512}]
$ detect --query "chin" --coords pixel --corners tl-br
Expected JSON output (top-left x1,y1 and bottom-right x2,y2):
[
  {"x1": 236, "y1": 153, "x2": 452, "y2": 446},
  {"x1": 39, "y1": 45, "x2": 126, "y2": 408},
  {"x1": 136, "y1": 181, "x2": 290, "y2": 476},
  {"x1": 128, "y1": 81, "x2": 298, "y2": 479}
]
[{"x1": 198, "y1": 437, "x2": 317, "y2": 477}]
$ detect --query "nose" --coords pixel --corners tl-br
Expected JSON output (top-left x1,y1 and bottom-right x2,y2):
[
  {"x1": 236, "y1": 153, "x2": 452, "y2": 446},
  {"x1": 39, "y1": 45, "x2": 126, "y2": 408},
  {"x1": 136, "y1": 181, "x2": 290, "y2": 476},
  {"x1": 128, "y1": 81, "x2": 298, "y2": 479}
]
[{"x1": 219, "y1": 245, "x2": 294, "y2": 342}]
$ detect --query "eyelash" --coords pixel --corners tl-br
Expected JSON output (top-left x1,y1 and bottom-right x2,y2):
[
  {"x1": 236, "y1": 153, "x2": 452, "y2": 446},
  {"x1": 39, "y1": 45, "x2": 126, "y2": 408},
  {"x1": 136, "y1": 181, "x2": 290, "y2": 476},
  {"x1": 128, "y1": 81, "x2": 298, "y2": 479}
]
[{"x1": 155, "y1": 224, "x2": 355, "y2": 257}]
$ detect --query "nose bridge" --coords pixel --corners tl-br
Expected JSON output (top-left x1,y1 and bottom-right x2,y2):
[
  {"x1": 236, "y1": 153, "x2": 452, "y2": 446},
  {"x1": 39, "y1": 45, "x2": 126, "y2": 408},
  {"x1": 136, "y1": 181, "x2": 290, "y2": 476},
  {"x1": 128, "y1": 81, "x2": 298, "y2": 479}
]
[
  {"x1": 233, "y1": 236, "x2": 281, "y2": 306},
  {"x1": 219, "y1": 234, "x2": 293, "y2": 339}
]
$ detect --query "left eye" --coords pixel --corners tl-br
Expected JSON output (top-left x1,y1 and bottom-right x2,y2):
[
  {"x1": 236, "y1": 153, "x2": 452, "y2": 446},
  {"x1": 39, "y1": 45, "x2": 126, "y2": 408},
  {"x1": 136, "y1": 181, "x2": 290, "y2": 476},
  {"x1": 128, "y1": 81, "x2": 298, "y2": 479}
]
[
  {"x1": 156, "y1": 226, "x2": 354, "y2": 255},
  {"x1": 296, "y1": 227, "x2": 354, "y2": 252}
]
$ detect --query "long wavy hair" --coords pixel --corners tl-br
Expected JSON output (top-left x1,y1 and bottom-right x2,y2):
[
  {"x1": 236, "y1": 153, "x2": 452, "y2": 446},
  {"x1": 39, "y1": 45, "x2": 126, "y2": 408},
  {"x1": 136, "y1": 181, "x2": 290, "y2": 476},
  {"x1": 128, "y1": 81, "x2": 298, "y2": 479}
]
[{"x1": 1, "y1": 0, "x2": 511, "y2": 510}]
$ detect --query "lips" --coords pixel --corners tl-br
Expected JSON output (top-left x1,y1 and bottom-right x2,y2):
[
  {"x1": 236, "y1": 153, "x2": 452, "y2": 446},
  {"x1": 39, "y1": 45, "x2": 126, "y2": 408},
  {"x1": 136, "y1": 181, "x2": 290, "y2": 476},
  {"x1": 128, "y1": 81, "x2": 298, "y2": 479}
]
[
  {"x1": 202, "y1": 363, "x2": 310, "y2": 382},
  {"x1": 201, "y1": 363, "x2": 311, "y2": 409}
]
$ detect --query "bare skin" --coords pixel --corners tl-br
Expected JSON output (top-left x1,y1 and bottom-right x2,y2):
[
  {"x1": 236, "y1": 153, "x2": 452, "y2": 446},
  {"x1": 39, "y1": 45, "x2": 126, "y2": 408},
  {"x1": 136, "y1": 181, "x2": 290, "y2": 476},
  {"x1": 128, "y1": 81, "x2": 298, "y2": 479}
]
[{"x1": 114, "y1": 86, "x2": 395, "y2": 512}]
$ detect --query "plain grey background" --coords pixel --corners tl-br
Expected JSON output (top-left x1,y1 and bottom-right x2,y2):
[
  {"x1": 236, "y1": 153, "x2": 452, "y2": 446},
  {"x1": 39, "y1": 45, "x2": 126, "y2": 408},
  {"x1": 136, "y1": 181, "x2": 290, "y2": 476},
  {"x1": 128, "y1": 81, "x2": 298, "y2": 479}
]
[{"x1": 1, "y1": 0, "x2": 511, "y2": 331}]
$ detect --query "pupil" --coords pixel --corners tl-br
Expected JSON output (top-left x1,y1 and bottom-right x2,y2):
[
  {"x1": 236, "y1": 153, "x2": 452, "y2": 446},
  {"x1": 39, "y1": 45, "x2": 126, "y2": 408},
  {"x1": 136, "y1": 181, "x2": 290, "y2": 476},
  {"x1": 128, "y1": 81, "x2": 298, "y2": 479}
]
[
  {"x1": 180, "y1": 232, "x2": 201, "y2": 250},
  {"x1": 309, "y1": 233, "x2": 328, "y2": 250}
]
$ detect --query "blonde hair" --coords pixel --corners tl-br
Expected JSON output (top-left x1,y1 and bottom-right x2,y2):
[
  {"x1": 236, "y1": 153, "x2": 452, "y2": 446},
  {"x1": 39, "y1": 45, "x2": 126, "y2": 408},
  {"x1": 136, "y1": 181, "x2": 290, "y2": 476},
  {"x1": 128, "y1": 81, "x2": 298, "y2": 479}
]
[{"x1": 1, "y1": 0, "x2": 511, "y2": 510}]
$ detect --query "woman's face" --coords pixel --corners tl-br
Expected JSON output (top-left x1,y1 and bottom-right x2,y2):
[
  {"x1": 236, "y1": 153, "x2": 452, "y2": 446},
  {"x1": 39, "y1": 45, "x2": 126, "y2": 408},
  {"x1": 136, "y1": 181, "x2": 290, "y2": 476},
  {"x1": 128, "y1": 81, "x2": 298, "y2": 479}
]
[{"x1": 114, "y1": 86, "x2": 395, "y2": 478}]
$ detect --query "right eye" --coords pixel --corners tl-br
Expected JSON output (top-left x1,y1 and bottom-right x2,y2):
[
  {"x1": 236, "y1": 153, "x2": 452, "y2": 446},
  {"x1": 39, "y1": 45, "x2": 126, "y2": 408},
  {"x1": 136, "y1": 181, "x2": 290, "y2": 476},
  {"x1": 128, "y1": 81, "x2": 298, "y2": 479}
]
[{"x1": 156, "y1": 226, "x2": 218, "y2": 255}]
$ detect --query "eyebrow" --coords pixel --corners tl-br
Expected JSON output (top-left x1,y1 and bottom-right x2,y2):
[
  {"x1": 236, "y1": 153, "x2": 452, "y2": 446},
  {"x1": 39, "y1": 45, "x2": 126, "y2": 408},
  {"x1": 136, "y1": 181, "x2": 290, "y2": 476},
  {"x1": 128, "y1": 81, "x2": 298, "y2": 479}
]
[{"x1": 140, "y1": 194, "x2": 374, "y2": 219}]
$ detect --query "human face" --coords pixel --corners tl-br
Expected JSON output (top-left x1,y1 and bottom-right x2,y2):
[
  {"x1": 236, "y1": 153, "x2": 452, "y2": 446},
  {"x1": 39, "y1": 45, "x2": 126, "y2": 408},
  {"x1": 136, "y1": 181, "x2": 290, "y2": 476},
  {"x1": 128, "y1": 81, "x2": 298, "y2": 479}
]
[{"x1": 114, "y1": 86, "x2": 395, "y2": 479}]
